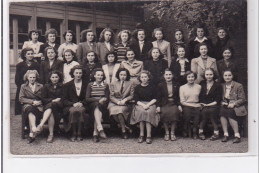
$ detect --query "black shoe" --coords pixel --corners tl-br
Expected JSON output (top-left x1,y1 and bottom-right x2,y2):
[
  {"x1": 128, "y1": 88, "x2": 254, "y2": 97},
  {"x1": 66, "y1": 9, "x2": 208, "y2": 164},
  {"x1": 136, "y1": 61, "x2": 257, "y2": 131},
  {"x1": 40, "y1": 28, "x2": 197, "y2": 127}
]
[
  {"x1": 210, "y1": 134, "x2": 219, "y2": 141},
  {"x1": 221, "y1": 136, "x2": 229, "y2": 142},
  {"x1": 146, "y1": 137, "x2": 152, "y2": 144},
  {"x1": 199, "y1": 133, "x2": 206, "y2": 140},
  {"x1": 122, "y1": 132, "x2": 128, "y2": 139},
  {"x1": 233, "y1": 137, "x2": 241, "y2": 143},
  {"x1": 93, "y1": 135, "x2": 100, "y2": 143},
  {"x1": 138, "y1": 136, "x2": 144, "y2": 143},
  {"x1": 27, "y1": 137, "x2": 35, "y2": 144}
]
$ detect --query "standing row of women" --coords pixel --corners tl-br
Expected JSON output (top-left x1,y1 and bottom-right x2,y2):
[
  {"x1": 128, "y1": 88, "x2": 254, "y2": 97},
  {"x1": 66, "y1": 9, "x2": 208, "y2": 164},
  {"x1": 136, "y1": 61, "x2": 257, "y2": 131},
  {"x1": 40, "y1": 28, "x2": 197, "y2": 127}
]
[{"x1": 15, "y1": 25, "x2": 245, "y2": 145}]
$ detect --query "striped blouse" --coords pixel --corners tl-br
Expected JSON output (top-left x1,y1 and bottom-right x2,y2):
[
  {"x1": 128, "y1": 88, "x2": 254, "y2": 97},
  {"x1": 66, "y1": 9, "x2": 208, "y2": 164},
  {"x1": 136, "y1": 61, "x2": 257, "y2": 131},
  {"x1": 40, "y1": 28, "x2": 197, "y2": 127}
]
[
  {"x1": 114, "y1": 42, "x2": 130, "y2": 63},
  {"x1": 85, "y1": 81, "x2": 109, "y2": 102}
]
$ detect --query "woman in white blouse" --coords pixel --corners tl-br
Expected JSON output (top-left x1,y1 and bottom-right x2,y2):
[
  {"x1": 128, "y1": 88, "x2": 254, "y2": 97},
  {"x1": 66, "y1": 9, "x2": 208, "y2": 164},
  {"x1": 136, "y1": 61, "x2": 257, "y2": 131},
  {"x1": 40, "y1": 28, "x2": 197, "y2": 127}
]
[
  {"x1": 102, "y1": 52, "x2": 120, "y2": 86},
  {"x1": 62, "y1": 49, "x2": 79, "y2": 83}
]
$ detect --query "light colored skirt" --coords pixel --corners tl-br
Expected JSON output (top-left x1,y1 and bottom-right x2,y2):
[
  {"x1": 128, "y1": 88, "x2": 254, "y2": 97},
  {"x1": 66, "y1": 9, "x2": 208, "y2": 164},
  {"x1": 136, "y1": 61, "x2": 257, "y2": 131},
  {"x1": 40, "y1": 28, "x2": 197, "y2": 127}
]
[
  {"x1": 108, "y1": 102, "x2": 131, "y2": 120},
  {"x1": 130, "y1": 102, "x2": 159, "y2": 127}
]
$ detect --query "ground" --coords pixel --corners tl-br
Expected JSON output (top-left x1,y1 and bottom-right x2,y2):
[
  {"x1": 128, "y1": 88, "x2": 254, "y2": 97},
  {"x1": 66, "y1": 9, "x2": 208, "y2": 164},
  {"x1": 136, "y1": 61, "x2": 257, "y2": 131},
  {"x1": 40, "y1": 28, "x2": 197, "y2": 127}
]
[{"x1": 10, "y1": 113, "x2": 248, "y2": 155}]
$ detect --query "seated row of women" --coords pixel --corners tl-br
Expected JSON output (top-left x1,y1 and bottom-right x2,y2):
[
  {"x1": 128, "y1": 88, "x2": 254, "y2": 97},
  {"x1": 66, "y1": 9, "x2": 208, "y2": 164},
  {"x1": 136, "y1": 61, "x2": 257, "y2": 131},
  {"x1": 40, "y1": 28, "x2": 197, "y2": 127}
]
[{"x1": 19, "y1": 65, "x2": 246, "y2": 145}]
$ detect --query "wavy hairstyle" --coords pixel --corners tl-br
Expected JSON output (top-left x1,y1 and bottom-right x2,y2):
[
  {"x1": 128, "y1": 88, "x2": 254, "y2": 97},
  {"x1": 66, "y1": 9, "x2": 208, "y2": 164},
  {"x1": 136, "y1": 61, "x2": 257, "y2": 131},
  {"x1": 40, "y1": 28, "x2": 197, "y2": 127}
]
[
  {"x1": 99, "y1": 28, "x2": 114, "y2": 43},
  {"x1": 20, "y1": 48, "x2": 34, "y2": 61}
]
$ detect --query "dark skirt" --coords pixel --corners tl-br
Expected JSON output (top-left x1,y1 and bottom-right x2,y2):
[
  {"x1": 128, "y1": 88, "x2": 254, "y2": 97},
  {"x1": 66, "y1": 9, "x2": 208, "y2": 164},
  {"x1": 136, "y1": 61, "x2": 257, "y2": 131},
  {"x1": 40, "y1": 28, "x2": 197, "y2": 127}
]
[
  {"x1": 160, "y1": 102, "x2": 180, "y2": 123},
  {"x1": 219, "y1": 106, "x2": 238, "y2": 121},
  {"x1": 22, "y1": 104, "x2": 43, "y2": 125},
  {"x1": 130, "y1": 102, "x2": 159, "y2": 127},
  {"x1": 15, "y1": 86, "x2": 22, "y2": 115},
  {"x1": 63, "y1": 106, "x2": 86, "y2": 132},
  {"x1": 44, "y1": 101, "x2": 63, "y2": 128}
]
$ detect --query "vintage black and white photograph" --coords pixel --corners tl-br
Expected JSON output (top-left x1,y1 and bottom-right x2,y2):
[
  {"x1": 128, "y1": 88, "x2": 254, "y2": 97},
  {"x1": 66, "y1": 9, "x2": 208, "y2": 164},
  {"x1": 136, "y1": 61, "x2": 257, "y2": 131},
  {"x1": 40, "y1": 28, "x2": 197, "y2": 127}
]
[{"x1": 8, "y1": 0, "x2": 251, "y2": 155}]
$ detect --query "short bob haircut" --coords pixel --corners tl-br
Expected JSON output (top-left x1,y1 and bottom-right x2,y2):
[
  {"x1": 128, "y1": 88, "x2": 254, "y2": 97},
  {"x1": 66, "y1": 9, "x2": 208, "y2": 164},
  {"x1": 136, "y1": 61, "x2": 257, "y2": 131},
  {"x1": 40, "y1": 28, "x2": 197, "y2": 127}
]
[
  {"x1": 197, "y1": 42, "x2": 209, "y2": 53},
  {"x1": 152, "y1": 27, "x2": 164, "y2": 39},
  {"x1": 221, "y1": 47, "x2": 234, "y2": 59},
  {"x1": 63, "y1": 30, "x2": 76, "y2": 43},
  {"x1": 148, "y1": 47, "x2": 164, "y2": 60},
  {"x1": 80, "y1": 29, "x2": 96, "y2": 42},
  {"x1": 117, "y1": 30, "x2": 131, "y2": 42},
  {"x1": 20, "y1": 48, "x2": 34, "y2": 61},
  {"x1": 202, "y1": 68, "x2": 218, "y2": 81},
  {"x1": 217, "y1": 27, "x2": 230, "y2": 39},
  {"x1": 69, "y1": 65, "x2": 85, "y2": 79},
  {"x1": 99, "y1": 28, "x2": 114, "y2": 43},
  {"x1": 28, "y1": 29, "x2": 41, "y2": 40},
  {"x1": 104, "y1": 51, "x2": 118, "y2": 64},
  {"x1": 174, "y1": 29, "x2": 184, "y2": 42},
  {"x1": 62, "y1": 49, "x2": 78, "y2": 62},
  {"x1": 45, "y1": 28, "x2": 58, "y2": 42},
  {"x1": 222, "y1": 69, "x2": 234, "y2": 79},
  {"x1": 44, "y1": 46, "x2": 58, "y2": 60},
  {"x1": 90, "y1": 68, "x2": 106, "y2": 82},
  {"x1": 124, "y1": 48, "x2": 136, "y2": 60},
  {"x1": 193, "y1": 25, "x2": 209, "y2": 37},
  {"x1": 23, "y1": 70, "x2": 39, "y2": 82},
  {"x1": 137, "y1": 70, "x2": 152, "y2": 83},
  {"x1": 184, "y1": 71, "x2": 197, "y2": 81},
  {"x1": 83, "y1": 50, "x2": 99, "y2": 64},
  {"x1": 132, "y1": 29, "x2": 146, "y2": 41},
  {"x1": 48, "y1": 70, "x2": 63, "y2": 84},
  {"x1": 163, "y1": 68, "x2": 174, "y2": 75},
  {"x1": 115, "y1": 68, "x2": 131, "y2": 81}
]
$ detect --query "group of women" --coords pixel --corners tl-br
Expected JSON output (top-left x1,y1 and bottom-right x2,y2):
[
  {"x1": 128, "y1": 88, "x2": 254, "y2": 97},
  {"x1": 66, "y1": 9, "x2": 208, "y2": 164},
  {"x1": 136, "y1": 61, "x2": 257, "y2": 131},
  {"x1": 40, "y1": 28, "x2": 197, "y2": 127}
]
[{"x1": 15, "y1": 25, "x2": 246, "y2": 145}]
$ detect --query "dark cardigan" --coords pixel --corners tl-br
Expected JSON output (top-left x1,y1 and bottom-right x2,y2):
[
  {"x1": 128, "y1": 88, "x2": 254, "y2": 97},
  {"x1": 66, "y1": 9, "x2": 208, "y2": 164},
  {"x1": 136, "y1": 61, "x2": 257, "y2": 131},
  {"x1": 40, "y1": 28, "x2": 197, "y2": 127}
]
[{"x1": 199, "y1": 80, "x2": 222, "y2": 105}]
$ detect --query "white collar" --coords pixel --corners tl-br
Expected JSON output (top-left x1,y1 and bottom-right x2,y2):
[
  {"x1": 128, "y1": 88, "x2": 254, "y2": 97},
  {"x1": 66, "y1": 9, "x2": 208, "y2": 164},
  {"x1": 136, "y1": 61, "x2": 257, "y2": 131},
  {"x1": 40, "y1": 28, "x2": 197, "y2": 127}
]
[
  {"x1": 194, "y1": 37, "x2": 208, "y2": 43},
  {"x1": 93, "y1": 81, "x2": 104, "y2": 86}
]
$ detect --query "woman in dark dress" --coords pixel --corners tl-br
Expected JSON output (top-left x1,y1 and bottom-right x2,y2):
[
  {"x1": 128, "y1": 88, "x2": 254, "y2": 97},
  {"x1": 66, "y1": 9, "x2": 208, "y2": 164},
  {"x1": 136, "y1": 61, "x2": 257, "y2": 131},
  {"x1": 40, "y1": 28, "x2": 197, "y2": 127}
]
[
  {"x1": 217, "y1": 47, "x2": 238, "y2": 82},
  {"x1": 187, "y1": 25, "x2": 213, "y2": 60},
  {"x1": 39, "y1": 28, "x2": 60, "y2": 61},
  {"x1": 144, "y1": 47, "x2": 170, "y2": 86},
  {"x1": 37, "y1": 71, "x2": 63, "y2": 143},
  {"x1": 62, "y1": 65, "x2": 88, "y2": 142},
  {"x1": 171, "y1": 29, "x2": 186, "y2": 59},
  {"x1": 39, "y1": 46, "x2": 63, "y2": 84},
  {"x1": 214, "y1": 27, "x2": 235, "y2": 61},
  {"x1": 82, "y1": 50, "x2": 102, "y2": 84},
  {"x1": 85, "y1": 68, "x2": 110, "y2": 142},
  {"x1": 172, "y1": 46, "x2": 190, "y2": 86},
  {"x1": 19, "y1": 70, "x2": 43, "y2": 143},
  {"x1": 15, "y1": 48, "x2": 40, "y2": 115},
  {"x1": 198, "y1": 68, "x2": 222, "y2": 141},
  {"x1": 156, "y1": 69, "x2": 182, "y2": 141},
  {"x1": 130, "y1": 70, "x2": 159, "y2": 144},
  {"x1": 220, "y1": 70, "x2": 246, "y2": 144}
]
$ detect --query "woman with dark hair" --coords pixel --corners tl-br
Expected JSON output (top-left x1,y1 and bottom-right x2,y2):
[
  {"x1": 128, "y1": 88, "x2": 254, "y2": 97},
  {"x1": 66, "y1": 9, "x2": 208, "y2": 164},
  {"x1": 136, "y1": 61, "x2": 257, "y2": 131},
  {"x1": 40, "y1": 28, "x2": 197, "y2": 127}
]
[
  {"x1": 39, "y1": 46, "x2": 63, "y2": 84},
  {"x1": 37, "y1": 70, "x2": 63, "y2": 143},
  {"x1": 97, "y1": 28, "x2": 115, "y2": 65},
  {"x1": 130, "y1": 29, "x2": 153, "y2": 61},
  {"x1": 130, "y1": 70, "x2": 159, "y2": 144},
  {"x1": 22, "y1": 29, "x2": 44, "y2": 63},
  {"x1": 217, "y1": 47, "x2": 238, "y2": 82},
  {"x1": 39, "y1": 28, "x2": 60, "y2": 61},
  {"x1": 152, "y1": 27, "x2": 171, "y2": 67},
  {"x1": 220, "y1": 70, "x2": 246, "y2": 143},
  {"x1": 121, "y1": 48, "x2": 143, "y2": 86},
  {"x1": 187, "y1": 25, "x2": 213, "y2": 60},
  {"x1": 144, "y1": 47, "x2": 171, "y2": 86},
  {"x1": 214, "y1": 27, "x2": 235, "y2": 61},
  {"x1": 62, "y1": 65, "x2": 88, "y2": 142},
  {"x1": 82, "y1": 51, "x2": 102, "y2": 83},
  {"x1": 108, "y1": 68, "x2": 134, "y2": 139},
  {"x1": 172, "y1": 46, "x2": 190, "y2": 85},
  {"x1": 198, "y1": 68, "x2": 222, "y2": 141},
  {"x1": 191, "y1": 43, "x2": 218, "y2": 84},
  {"x1": 62, "y1": 49, "x2": 79, "y2": 83},
  {"x1": 15, "y1": 48, "x2": 40, "y2": 115},
  {"x1": 58, "y1": 30, "x2": 78, "y2": 60},
  {"x1": 19, "y1": 70, "x2": 43, "y2": 143},
  {"x1": 114, "y1": 30, "x2": 131, "y2": 63},
  {"x1": 171, "y1": 29, "x2": 186, "y2": 58},
  {"x1": 76, "y1": 29, "x2": 98, "y2": 63},
  {"x1": 85, "y1": 68, "x2": 110, "y2": 142},
  {"x1": 179, "y1": 71, "x2": 201, "y2": 139},
  {"x1": 102, "y1": 52, "x2": 120, "y2": 86},
  {"x1": 156, "y1": 69, "x2": 182, "y2": 141}
]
